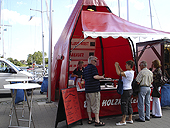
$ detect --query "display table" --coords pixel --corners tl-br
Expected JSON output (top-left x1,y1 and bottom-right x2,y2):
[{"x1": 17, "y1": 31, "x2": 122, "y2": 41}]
[
  {"x1": 99, "y1": 78, "x2": 118, "y2": 87},
  {"x1": 6, "y1": 78, "x2": 34, "y2": 117},
  {"x1": 4, "y1": 83, "x2": 41, "y2": 128},
  {"x1": 77, "y1": 87, "x2": 153, "y2": 119},
  {"x1": 6, "y1": 78, "x2": 33, "y2": 83}
]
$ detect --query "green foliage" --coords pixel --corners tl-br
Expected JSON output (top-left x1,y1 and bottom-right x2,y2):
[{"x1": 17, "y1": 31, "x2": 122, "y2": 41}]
[
  {"x1": 14, "y1": 59, "x2": 22, "y2": 66},
  {"x1": 45, "y1": 58, "x2": 48, "y2": 64},
  {"x1": 20, "y1": 64, "x2": 27, "y2": 67},
  {"x1": 27, "y1": 51, "x2": 47, "y2": 65},
  {"x1": 7, "y1": 58, "x2": 24, "y2": 66},
  {"x1": 7, "y1": 57, "x2": 14, "y2": 63},
  {"x1": 27, "y1": 54, "x2": 33, "y2": 65},
  {"x1": 7, "y1": 51, "x2": 47, "y2": 67},
  {"x1": 32, "y1": 51, "x2": 42, "y2": 65}
]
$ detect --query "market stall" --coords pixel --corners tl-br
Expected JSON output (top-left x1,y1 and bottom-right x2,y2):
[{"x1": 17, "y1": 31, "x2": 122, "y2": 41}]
[{"x1": 52, "y1": 0, "x2": 170, "y2": 120}]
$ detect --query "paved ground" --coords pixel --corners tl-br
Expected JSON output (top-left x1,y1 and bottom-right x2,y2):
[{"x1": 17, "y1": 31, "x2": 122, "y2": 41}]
[{"x1": 1, "y1": 89, "x2": 170, "y2": 128}]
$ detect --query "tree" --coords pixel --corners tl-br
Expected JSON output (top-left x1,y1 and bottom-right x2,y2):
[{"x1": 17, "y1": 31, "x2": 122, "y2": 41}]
[
  {"x1": 15, "y1": 60, "x2": 22, "y2": 66},
  {"x1": 27, "y1": 51, "x2": 47, "y2": 65},
  {"x1": 27, "y1": 54, "x2": 33, "y2": 65},
  {"x1": 13, "y1": 59, "x2": 20, "y2": 66},
  {"x1": 7, "y1": 58, "x2": 14, "y2": 63},
  {"x1": 7, "y1": 58, "x2": 23, "y2": 66},
  {"x1": 45, "y1": 58, "x2": 48, "y2": 64},
  {"x1": 32, "y1": 51, "x2": 42, "y2": 65}
]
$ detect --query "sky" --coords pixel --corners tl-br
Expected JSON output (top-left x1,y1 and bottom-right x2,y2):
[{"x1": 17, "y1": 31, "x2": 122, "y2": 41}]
[{"x1": 0, "y1": 0, "x2": 170, "y2": 61}]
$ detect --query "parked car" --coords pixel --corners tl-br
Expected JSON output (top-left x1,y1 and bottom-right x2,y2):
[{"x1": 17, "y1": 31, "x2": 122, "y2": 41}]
[{"x1": 0, "y1": 58, "x2": 33, "y2": 94}]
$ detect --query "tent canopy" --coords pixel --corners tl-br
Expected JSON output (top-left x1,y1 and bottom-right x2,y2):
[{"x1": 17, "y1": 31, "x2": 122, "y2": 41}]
[
  {"x1": 51, "y1": 0, "x2": 170, "y2": 101},
  {"x1": 81, "y1": 10, "x2": 170, "y2": 39}
]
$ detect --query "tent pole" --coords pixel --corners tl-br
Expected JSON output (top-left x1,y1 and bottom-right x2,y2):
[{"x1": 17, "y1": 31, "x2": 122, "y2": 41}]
[
  {"x1": 99, "y1": 37, "x2": 105, "y2": 75},
  {"x1": 128, "y1": 37, "x2": 138, "y2": 74}
]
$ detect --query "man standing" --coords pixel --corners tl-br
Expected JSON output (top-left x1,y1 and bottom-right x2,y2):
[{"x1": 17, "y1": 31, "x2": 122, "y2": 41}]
[
  {"x1": 82, "y1": 56, "x2": 105, "y2": 126},
  {"x1": 135, "y1": 61, "x2": 153, "y2": 122}
]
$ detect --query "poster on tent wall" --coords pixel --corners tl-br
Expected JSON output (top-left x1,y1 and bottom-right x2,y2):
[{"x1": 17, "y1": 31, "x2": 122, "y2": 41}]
[
  {"x1": 69, "y1": 38, "x2": 96, "y2": 73},
  {"x1": 77, "y1": 89, "x2": 153, "y2": 119}
]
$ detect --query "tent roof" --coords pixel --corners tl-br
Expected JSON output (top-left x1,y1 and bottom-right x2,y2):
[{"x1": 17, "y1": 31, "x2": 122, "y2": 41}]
[
  {"x1": 81, "y1": 10, "x2": 170, "y2": 39},
  {"x1": 83, "y1": 0, "x2": 108, "y2": 6}
]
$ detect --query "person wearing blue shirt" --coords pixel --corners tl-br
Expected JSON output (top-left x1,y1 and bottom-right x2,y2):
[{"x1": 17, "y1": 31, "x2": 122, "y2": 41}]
[
  {"x1": 82, "y1": 56, "x2": 105, "y2": 126},
  {"x1": 71, "y1": 60, "x2": 84, "y2": 78}
]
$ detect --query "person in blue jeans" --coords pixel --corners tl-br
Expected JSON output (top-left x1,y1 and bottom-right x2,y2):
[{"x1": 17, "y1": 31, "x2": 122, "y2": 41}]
[{"x1": 135, "y1": 61, "x2": 153, "y2": 122}]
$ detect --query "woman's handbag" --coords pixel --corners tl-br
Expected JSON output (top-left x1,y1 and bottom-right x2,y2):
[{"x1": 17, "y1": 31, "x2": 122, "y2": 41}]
[
  {"x1": 117, "y1": 74, "x2": 123, "y2": 95},
  {"x1": 131, "y1": 79, "x2": 140, "y2": 97},
  {"x1": 159, "y1": 75, "x2": 168, "y2": 86},
  {"x1": 152, "y1": 82, "x2": 161, "y2": 98},
  {"x1": 152, "y1": 88, "x2": 161, "y2": 98}
]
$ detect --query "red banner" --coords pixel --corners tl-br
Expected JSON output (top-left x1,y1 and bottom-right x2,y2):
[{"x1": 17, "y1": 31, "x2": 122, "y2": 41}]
[{"x1": 78, "y1": 89, "x2": 153, "y2": 119}]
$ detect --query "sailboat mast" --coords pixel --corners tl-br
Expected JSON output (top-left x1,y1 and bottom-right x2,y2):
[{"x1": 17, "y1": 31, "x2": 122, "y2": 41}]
[
  {"x1": 0, "y1": 0, "x2": 4, "y2": 58},
  {"x1": 0, "y1": 0, "x2": 2, "y2": 57},
  {"x1": 149, "y1": 0, "x2": 153, "y2": 28},
  {"x1": 118, "y1": 0, "x2": 120, "y2": 17},
  {"x1": 48, "y1": 0, "x2": 53, "y2": 103},
  {"x1": 127, "y1": 0, "x2": 129, "y2": 21},
  {"x1": 41, "y1": 0, "x2": 45, "y2": 75}
]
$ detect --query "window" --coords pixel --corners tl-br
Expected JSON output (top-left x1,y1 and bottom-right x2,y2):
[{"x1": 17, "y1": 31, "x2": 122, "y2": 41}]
[
  {"x1": 89, "y1": 52, "x2": 94, "y2": 56},
  {"x1": 90, "y1": 42, "x2": 95, "y2": 46},
  {"x1": 0, "y1": 61, "x2": 11, "y2": 73}
]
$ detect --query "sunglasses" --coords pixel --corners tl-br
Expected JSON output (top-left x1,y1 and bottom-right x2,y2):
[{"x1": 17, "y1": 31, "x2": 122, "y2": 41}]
[{"x1": 93, "y1": 60, "x2": 97, "y2": 62}]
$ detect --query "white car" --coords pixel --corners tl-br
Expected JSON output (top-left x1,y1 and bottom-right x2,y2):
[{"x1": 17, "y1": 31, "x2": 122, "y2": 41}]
[{"x1": 0, "y1": 58, "x2": 33, "y2": 94}]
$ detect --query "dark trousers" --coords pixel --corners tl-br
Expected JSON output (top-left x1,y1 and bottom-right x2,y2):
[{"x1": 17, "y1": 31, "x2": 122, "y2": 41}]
[{"x1": 121, "y1": 89, "x2": 133, "y2": 115}]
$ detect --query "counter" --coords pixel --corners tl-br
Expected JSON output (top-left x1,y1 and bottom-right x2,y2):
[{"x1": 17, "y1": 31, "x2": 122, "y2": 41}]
[{"x1": 77, "y1": 85, "x2": 153, "y2": 119}]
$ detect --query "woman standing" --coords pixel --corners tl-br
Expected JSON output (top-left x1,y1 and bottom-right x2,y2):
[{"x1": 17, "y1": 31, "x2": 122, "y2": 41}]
[
  {"x1": 115, "y1": 60, "x2": 135, "y2": 125},
  {"x1": 150, "y1": 60, "x2": 162, "y2": 118}
]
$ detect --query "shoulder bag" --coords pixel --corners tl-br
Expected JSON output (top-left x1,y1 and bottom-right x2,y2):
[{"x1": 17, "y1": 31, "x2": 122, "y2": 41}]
[
  {"x1": 131, "y1": 79, "x2": 140, "y2": 97},
  {"x1": 117, "y1": 74, "x2": 123, "y2": 95},
  {"x1": 160, "y1": 75, "x2": 168, "y2": 86}
]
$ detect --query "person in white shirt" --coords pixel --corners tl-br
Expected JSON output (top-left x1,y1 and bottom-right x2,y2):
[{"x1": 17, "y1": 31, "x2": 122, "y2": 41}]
[
  {"x1": 115, "y1": 60, "x2": 135, "y2": 126},
  {"x1": 135, "y1": 61, "x2": 153, "y2": 122}
]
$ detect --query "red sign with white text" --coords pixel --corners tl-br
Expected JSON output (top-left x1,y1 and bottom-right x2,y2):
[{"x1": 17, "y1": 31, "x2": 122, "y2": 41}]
[
  {"x1": 78, "y1": 89, "x2": 153, "y2": 119},
  {"x1": 61, "y1": 88, "x2": 82, "y2": 125}
]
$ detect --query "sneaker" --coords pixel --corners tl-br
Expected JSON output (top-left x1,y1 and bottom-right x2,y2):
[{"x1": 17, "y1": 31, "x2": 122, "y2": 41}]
[
  {"x1": 135, "y1": 118, "x2": 145, "y2": 122},
  {"x1": 126, "y1": 120, "x2": 133, "y2": 124},
  {"x1": 116, "y1": 122, "x2": 126, "y2": 126}
]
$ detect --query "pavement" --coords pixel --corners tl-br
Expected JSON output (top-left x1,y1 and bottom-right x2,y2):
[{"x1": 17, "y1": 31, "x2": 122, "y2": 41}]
[{"x1": 1, "y1": 89, "x2": 170, "y2": 128}]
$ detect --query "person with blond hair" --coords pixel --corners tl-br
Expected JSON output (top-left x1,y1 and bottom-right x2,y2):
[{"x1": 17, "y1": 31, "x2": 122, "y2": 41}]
[{"x1": 150, "y1": 59, "x2": 162, "y2": 118}]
